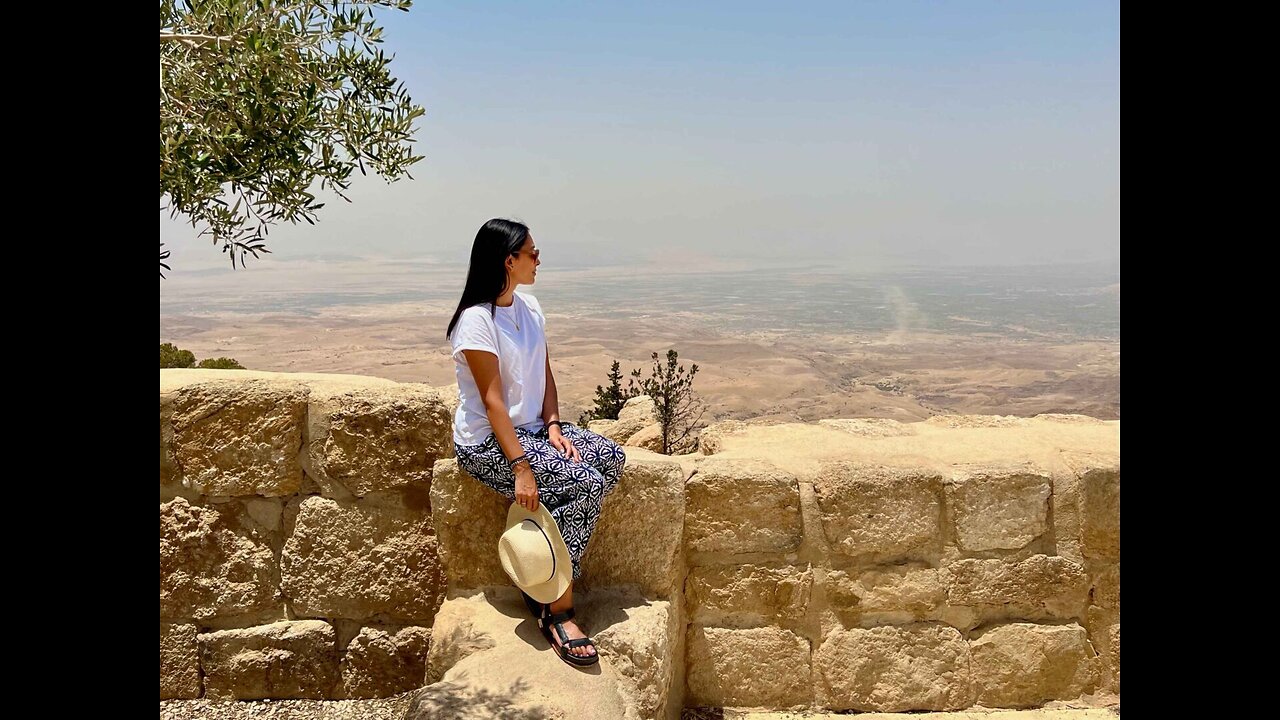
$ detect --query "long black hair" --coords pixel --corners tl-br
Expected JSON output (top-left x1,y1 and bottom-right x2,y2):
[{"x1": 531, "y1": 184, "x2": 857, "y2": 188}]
[{"x1": 445, "y1": 218, "x2": 531, "y2": 339}]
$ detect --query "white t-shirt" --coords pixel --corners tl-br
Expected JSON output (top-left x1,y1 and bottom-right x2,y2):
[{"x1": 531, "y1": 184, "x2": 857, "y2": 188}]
[{"x1": 449, "y1": 291, "x2": 548, "y2": 446}]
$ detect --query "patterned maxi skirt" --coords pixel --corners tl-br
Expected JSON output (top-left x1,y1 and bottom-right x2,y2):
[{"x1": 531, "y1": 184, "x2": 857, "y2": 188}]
[{"x1": 454, "y1": 421, "x2": 627, "y2": 581}]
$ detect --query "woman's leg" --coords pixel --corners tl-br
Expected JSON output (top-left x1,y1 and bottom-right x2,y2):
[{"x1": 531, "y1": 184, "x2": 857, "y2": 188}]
[
  {"x1": 457, "y1": 429, "x2": 603, "y2": 657},
  {"x1": 545, "y1": 421, "x2": 628, "y2": 495},
  {"x1": 456, "y1": 428, "x2": 610, "y2": 582}
]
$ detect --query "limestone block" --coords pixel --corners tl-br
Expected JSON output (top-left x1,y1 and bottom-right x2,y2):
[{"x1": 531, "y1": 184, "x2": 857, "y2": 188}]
[
  {"x1": 944, "y1": 555, "x2": 1090, "y2": 619},
  {"x1": 1080, "y1": 465, "x2": 1120, "y2": 562},
  {"x1": 160, "y1": 621, "x2": 201, "y2": 699},
  {"x1": 1086, "y1": 606, "x2": 1120, "y2": 694},
  {"x1": 586, "y1": 588, "x2": 682, "y2": 720},
  {"x1": 169, "y1": 378, "x2": 308, "y2": 497},
  {"x1": 305, "y1": 384, "x2": 454, "y2": 498},
  {"x1": 969, "y1": 622, "x2": 1101, "y2": 708},
  {"x1": 925, "y1": 415, "x2": 1032, "y2": 428},
  {"x1": 685, "y1": 626, "x2": 811, "y2": 708},
  {"x1": 812, "y1": 461, "x2": 943, "y2": 561},
  {"x1": 1091, "y1": 563, "x2": 1120, "y2": 610},
  {"x1": 686, "y1": 457, "x2": 802, "y2": 554},
  {"x1": 160, "y1": 392, "x2": 181, "y2": 492},
  {"x1": 595, "y1": 395, "x2": 657, "y2": 444},
  {"x1": 816, "y1": 418, "x2": 916, "y2": 437},
  {"x1": 160, "y1": 496, "x2": 279, "y2": 622},
  {"x1": 336, "y1": 625, "x2": 431, "y2": 699},
  {"x1": 588, "y1": 418, "x2": 620, "y2": 435},
  {"x1": 686, "y1": 563, "x2": 812, "y2": 626},
  {"x1": 199, "y1": 620, "x2": 339, "y2": 700},
  {"x1": 697, "y1": 419, "x2": 751, "y2": 455},
  {"x1": 626, "y1": 422, "x2": 666, "y2": 452},
  {"x1": 823, "y1": 564, "x2": 946, "y2": 626},
  {"x1": 417, "y1": 588, "x2": 665, "y2": 720},
  {"x1": 947, "y1": 463, "x2": 1052, "y2": 552},
  {"x1": 429, "y1": 458, "x2": 512, "y2": 590},
  {"x1": 583, "y1": 451, "x2": 686, "y2": 596},
  {"x1": 619, "y1": 394, "x2": 657, "y2": 424},
  {"x1": 814, "y1": 622, "x2": 973, "y2": 711},
  {"x1": 281, "y1": 492, "x2": 445, "y2": 624}
]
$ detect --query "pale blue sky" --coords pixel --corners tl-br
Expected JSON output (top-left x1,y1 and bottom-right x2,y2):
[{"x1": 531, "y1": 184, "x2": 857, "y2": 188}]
[{"x1": 160, "y1": 0, "x2": 1120, "y2": 274}]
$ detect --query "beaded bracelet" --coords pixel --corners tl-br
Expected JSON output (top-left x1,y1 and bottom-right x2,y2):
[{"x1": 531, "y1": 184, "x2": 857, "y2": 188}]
[
  {"x1": 508, "y1": 453, "x2": 530, "y2": 469},
  {"x1": 547, "y1": 420, "x2": 564, "y2": 429}
]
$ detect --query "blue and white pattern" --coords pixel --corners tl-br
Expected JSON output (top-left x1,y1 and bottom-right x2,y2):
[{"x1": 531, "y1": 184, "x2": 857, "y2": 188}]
[{"x1": 454, "y1": 421, "x2": 627, "y2": 580}]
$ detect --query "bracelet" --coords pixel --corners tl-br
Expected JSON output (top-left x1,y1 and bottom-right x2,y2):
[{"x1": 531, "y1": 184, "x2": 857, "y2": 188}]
[
  {"x1": 547, "y1": 420, "x2": 564, "y2": 429},
  {"x1": 507, "y1": 454, "x2": 530, "y2": 469}
]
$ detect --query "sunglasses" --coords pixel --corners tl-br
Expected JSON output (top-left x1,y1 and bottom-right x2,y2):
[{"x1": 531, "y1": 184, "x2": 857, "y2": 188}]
[{"x1": 514, "y1": 247, "x2": 540, "y2": 260}]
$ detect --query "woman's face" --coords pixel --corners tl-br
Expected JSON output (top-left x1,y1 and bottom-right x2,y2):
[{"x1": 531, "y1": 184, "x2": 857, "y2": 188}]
[{"x1": 509, "y1": 235, "x2": 541, "y2": 286}]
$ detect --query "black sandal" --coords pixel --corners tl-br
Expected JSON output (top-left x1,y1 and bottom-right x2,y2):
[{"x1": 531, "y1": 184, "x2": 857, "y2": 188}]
[{"x1": 537, "y1": 604, "x2": 600, "y2": 666}]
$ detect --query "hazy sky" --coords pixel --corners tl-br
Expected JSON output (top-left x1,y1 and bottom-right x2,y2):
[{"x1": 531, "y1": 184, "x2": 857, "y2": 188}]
[{"x1": 160, "y1": 0, "x2": 1120, "y2": 275}]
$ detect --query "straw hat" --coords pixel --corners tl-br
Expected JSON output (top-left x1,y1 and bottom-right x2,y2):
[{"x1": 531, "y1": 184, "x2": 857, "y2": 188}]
[{"x1": 498, "y1": 500, "x2": 573, "y2": 604}]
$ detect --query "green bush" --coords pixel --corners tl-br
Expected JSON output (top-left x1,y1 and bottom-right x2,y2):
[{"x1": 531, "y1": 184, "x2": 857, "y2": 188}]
[{"x1": 160, "y1": 342, "x2": 244, "y2": 370}]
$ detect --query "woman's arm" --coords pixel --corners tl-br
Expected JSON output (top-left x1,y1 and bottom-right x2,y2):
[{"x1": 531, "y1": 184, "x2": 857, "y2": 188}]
[{"x1": 542, "y1": 344, "x2": 561, "y2": 426}]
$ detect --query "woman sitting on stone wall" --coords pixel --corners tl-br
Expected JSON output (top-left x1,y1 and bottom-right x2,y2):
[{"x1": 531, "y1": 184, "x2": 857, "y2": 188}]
[{"x1": 445, "y1": 217, "x2": 627, "y2": 667}]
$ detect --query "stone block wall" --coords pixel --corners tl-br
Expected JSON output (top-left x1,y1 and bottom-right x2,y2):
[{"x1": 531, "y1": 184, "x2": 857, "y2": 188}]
[
  {"x1": 160, "y1": 370, "x2": 455, "y2": 700},
  {"x1": 679, "y1": 424, "x2": 1120, "y2": 712},
  {"x1": 162, "y1": 370, "x2": 1119, "y2": 713}
]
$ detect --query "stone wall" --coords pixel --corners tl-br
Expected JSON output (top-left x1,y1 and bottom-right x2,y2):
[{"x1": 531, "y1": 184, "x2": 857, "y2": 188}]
[
  {"x1": 161, "y1": 370, "x2": 455, "y2": 700},
  {"x1": 161, "y1": 370, "x2": 1119, "y2": 716}
]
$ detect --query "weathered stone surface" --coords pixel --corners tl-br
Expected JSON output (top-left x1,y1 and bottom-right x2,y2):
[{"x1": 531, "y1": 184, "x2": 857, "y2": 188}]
[
  {"x1": 619, "y1": 394, "x2": 657, "y2": 425},
  {"x1": 697, "y1": 419, "x2": 752, "y2": 455},
  {"x1": 817, "y1": 418, "x2": 916, "y2": 437},
  {"x1": 160, "y1": 622, "x2": 201, "y2": 699},
  {"x1": 1091, "y1": 563, "x2": 1119, "y2": 610},
  {"x1": 814, "y1": 623, "x2": 973, "y2": 711},
  {"x1": 304, "y1": 385, "x2": 453, "y2": 498},
  {"x1": 1086, "y1": 606, "x2": 1120, "y2": 695},
  {"x1": 925, "y1": 414, "x2": 1033, "y2": 429},
  {"x1": 686, "y1": 563, "x2": 812, "y2": 626},
  {"x1": 595, "y1": 395, "x2": 657, "y2": 445},
  {"x1": 199, "y1": 620, "x2": 339, "y2": 700},
  {"x1": 582, "y1": 451, "x2": 685, "y2": 597},
  {"x1": 169, "y1": 378, "x2": 308, "y2": 497},
  {"x1": 625, "y1": 422, "x2": 666, "y2": 452},
  {"x1": 813, "y1": 462, "x2": 943, "y2": 561},
  {"x1": 686, "y1": 457, "x2": 802, "y2": 554},
  {"x1": 947, "y1": 463, "x2": 1052, "y2": 552},
  {"x1": 336, "y1": 625, "x2": 431, "y2": 699},
  {"x1": 1053, "y1": 451, "x2": 1107, "y2": 565},
  {"x1": 417, "y1": 588, "x2": 665, "y2": 720},
  {"x1": 160, "y1": 496, "x2": 280, "y2": 622},
  {"x1": 281, "y1": 492, "x2": 446, "y2": 624},
  {"x1": 824, "y1": 565, "x2": 946, "y2": 626},
  {"x1": 1080, "y1": 465, "x2": 1120, "y2": 562},
  {"x1": 945, "y1": 555, "x2": 1090, "y2": 619},
  {"x1": 429, "y1": 458, "x2": 512, "y2": 590},
  {"x1": 970, "y1": 622, "x2": 1101, "y2": 708},
  {"x1": 588, "y1": 418, "x2": 620, "y2": 435},
  {"x1": 160, "y1": 392, "x2": 181, "y2": 493},
  {"x1": 686, "y1": 626, "x2": 811, "y2": 708},
  {"x1": 587, "y1": 588, "x2": 682, "y2": 720}
]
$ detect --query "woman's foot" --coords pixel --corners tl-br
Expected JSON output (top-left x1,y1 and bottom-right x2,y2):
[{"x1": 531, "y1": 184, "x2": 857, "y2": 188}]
[{"x1": 544, "y1": 607, "x2": 596, "y2": 658}]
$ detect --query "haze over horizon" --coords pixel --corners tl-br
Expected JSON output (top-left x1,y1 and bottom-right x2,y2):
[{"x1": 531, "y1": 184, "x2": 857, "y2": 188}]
[{"x1": 160, "y1": 0, "x2": 1119, "y2": 279}]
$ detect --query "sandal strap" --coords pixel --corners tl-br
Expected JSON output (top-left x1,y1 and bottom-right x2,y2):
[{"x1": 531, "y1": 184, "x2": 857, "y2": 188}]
[
  {"x1": 546, "y1": 607, "x2": 575, "y2": 623},
  {"x1": 565, "y1": 637, "x2": 596, "y2": 648}
]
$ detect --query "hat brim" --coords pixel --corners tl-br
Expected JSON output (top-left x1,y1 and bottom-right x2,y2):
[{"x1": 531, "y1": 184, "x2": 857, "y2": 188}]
[{"x1": 503, "y1": 501, "x2": 574, "y2": 604}]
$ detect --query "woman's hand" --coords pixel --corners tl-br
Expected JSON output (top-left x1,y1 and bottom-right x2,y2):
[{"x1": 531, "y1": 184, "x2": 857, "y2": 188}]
[
  {"x1": 514, "y1": 463, "x2": 539, "y2": 511},
  {"x1": 548, "y1": 426, "x2": 582, "y2": 463}
]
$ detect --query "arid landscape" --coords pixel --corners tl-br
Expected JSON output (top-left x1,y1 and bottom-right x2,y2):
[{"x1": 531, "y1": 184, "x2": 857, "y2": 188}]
[{"x1": 159, "y1": 260, "x2": 1119, "y2": 425}]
